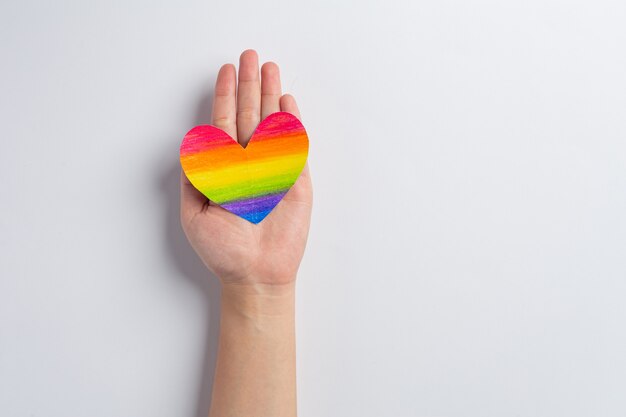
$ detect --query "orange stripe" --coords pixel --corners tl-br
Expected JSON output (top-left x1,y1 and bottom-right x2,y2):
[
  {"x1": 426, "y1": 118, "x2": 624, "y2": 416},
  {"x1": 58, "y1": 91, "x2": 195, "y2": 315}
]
[{"x1": 182, "y1": 133, "x2": 308, "y2": 171}]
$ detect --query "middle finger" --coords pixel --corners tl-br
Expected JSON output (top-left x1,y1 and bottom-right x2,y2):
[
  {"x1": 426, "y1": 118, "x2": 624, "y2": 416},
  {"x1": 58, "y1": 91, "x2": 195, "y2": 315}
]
[{"x1": 236, "y1": 49, "x2": 261, "y2": 147}]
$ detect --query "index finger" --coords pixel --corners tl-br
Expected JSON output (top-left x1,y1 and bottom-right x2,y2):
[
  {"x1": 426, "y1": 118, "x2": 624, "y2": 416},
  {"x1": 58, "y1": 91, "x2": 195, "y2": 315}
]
[{"x1": 211, "y1": 63, "x2": 237, "y2": 141}]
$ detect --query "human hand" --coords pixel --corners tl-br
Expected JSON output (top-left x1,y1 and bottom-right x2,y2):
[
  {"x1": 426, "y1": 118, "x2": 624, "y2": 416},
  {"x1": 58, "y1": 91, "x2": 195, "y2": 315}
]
[{"x1": 180, "y1": 50, "x2": 312, "y2": 290}]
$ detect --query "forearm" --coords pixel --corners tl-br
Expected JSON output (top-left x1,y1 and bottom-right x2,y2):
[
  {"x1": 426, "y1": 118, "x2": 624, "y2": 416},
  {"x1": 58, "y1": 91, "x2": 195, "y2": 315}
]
[{"x1": 208, "y1": 281, "x2": 297, "y2": 417}]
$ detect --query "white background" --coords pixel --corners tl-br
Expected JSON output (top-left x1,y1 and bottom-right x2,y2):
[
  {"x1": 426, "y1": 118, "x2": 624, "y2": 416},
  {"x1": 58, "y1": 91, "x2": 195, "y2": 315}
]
[{"x1": 1, "y1": 1, "x2": 625, "y2": 416}]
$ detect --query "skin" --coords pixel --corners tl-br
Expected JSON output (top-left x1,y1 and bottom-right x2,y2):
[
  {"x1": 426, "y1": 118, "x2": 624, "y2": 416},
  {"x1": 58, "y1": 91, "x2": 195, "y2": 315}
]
[{"x1": 180, "y1": 49, "x2": 311, "y2": 417}]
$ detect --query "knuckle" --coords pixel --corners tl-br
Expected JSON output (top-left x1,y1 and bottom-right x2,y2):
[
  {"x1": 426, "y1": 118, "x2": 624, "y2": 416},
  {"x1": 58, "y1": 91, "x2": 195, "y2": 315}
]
[
  {"x1": 237, "y1": 108, "x2": 260, "y2": 122},
  {"x1": 212, "y1": 115, "x2": 234, "y2": 127}
]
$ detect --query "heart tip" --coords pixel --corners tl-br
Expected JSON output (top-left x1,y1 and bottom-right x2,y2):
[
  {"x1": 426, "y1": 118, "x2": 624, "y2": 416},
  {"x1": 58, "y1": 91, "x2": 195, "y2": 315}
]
[{"x1": 239, "y1": 212, "x2": 271, "y2": 224}]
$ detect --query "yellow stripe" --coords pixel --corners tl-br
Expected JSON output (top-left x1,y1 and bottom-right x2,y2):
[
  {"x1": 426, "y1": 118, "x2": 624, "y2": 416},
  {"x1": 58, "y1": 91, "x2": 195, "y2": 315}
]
[{"x1": 185, "y1": 152, "x2": 307, "y2": 202}]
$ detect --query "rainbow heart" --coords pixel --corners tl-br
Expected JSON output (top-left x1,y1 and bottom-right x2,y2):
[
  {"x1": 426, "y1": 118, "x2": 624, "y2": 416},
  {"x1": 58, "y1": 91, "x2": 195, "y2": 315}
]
[{"x1": 180, "y1": 112, "x2": 309, "y2": 224}]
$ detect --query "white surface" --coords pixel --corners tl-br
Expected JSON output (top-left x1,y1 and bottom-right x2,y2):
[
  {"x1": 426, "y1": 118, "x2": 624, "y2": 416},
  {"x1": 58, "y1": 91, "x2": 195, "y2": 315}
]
[{"x1": 1, "y1": 1, "x2": 625, "y2": 416}]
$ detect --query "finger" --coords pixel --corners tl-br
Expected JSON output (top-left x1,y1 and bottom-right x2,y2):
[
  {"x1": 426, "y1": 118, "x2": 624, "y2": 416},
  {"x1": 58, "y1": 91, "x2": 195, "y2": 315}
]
[
  {"x1": 212, "y1": 64, "x2": 237, "y2": 141},
  {"x1": 180, "y1": 169, "x2": 208, "y2": 220},
  {"x1": 261, "y1": 61, "x2": 282, "y2": 120},
  {"x1": 279, "y1": 93, "x2": 302, "y2": 120},
  {"x1": 236, "y1": 49, "x2": 261, "y2": 147}
]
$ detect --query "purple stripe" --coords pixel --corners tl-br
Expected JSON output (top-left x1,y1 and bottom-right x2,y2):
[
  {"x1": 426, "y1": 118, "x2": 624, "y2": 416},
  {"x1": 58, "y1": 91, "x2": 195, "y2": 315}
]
[{"x1": 221, "y1": 191, "x2": 287, "y2": 216}]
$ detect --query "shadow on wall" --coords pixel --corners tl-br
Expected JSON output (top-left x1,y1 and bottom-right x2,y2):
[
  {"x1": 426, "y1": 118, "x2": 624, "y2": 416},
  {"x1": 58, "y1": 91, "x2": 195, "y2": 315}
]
[{"x1": 159, "y1": 88, "x2": 221, "y2": 417}]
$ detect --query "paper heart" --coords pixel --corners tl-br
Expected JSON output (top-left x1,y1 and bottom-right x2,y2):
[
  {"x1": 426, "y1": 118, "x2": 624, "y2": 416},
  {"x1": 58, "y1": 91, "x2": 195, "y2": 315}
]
[{"x1": 180, "y1": 112, "x2": 309, "y2": 224}]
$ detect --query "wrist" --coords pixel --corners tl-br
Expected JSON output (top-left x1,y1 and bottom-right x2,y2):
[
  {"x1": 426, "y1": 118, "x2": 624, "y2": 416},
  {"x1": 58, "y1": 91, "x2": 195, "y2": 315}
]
[{"x1": 220, "y1": 281, "x2": 296, "y2": 319}]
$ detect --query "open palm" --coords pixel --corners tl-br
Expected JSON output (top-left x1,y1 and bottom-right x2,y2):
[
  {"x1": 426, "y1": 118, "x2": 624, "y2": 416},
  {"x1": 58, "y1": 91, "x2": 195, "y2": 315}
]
[{"x1": 180, "y1": 50, "x2": 312, "y2": 286}]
